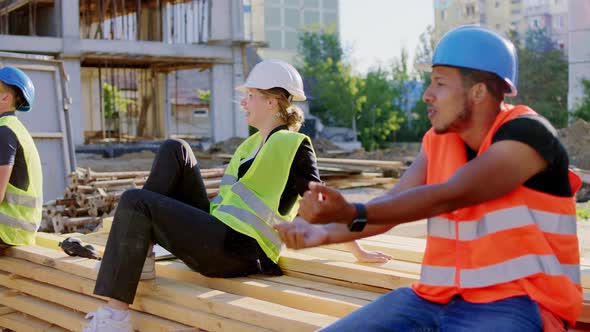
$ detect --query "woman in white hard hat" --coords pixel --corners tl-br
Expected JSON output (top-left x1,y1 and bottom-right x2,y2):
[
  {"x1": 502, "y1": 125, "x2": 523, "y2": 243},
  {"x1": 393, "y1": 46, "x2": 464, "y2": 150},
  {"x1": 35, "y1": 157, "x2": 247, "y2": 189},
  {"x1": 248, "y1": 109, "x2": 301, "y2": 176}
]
[{"x1": 83, "y1": 59, "x2": 388, "y2": 332}]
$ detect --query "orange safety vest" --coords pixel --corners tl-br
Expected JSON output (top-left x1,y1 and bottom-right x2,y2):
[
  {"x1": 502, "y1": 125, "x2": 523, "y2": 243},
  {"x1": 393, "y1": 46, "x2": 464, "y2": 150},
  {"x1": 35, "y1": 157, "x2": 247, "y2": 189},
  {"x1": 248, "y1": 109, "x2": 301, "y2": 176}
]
[{"x1": 413, "y1": 104, "x2": 583, "y2": 326}]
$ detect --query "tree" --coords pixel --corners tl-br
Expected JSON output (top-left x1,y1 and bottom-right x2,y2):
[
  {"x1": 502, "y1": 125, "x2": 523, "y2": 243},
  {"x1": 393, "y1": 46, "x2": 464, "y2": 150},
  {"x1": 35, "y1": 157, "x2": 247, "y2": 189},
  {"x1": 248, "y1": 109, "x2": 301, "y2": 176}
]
[
  {"x1": 573, "y1": 79, "x2": 590, "y2": 121},
  {"x1": 357, "y1": 68, "x2": 405, "y2": 151},
  {"x1": 297, "y1": 30, "x2": 361, "y2": 128},
  {"x1": 395, "y1": 26, "x2": 434, "y2": 142},
  {"x1": 507, "y1": 28, "x2": 569, "y2": 127},
  {"x1": 103, "y1": 83, "x2": 133, "y2": 132},
  {"x1": 297, "y1": 30, "x2": 406, "y2": 150}
]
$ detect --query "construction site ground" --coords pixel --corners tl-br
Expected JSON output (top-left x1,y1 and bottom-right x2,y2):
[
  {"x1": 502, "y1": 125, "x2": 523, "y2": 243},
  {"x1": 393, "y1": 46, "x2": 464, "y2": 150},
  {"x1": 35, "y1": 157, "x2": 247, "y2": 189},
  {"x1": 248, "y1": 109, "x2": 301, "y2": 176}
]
[{"x1": 1, "y1": 133, "x2": 587, "y2": 331}]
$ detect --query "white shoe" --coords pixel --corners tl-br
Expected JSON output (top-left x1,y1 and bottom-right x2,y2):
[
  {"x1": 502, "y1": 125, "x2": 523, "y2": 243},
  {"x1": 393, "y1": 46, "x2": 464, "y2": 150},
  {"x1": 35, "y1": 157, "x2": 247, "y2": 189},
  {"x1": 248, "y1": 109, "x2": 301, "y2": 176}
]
[
  {"x1": 94, "y1": 252, "x2": 155, "y2": 280},
  {"x1": 82, "y1": 307, "x2": 133, "y2": 332}
]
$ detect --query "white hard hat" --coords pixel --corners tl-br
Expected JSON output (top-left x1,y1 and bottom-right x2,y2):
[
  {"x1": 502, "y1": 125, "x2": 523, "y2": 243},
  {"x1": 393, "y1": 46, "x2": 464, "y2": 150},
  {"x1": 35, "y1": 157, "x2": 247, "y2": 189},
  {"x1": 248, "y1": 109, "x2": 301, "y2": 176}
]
[{"x1": 237, "y1": 59, "x2": 306, "y2": 101}]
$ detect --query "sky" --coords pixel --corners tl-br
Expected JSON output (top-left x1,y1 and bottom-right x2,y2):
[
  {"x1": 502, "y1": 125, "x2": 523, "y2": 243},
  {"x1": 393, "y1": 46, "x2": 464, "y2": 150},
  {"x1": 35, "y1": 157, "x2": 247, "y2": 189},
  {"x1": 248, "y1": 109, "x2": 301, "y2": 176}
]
[{"x1": 339, "y1": 0, "x2": 434, "y2": 75}]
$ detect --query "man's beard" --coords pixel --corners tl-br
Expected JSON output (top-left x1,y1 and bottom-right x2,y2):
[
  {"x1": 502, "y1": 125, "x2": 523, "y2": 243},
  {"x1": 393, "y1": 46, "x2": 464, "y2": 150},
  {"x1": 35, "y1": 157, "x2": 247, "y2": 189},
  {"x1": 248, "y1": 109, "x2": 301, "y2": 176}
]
[{"x1": 434, "y1": 98, "x2": 473, "y2": 134}]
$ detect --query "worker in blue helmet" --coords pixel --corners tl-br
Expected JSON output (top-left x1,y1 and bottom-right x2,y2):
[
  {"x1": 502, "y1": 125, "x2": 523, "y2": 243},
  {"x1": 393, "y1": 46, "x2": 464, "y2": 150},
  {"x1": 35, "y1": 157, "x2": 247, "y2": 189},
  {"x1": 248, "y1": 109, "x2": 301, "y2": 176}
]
[
  {"x1": 275, "y1": 25, "x2": 580, "y2": 331},
  {"x1": 0, "y1": 66, "x2": 43, "y2": 247}
]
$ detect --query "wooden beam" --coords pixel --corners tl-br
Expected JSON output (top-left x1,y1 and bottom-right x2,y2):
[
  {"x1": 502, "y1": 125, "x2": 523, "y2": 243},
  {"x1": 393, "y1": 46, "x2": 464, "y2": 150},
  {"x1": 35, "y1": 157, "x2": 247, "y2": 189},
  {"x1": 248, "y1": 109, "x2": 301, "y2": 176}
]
[
  {"x1": 0, "y1": 251, "x2": 336, "y2": 331},
  {"x1": 0, "y1": 311, "x2": 69, "y2": 332}
]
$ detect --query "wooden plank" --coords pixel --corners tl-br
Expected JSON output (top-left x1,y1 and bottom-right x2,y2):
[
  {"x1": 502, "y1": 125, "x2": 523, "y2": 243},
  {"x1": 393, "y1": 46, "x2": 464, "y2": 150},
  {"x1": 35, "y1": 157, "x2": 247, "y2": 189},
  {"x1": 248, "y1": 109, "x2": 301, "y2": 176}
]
[
  {"x1": 0, "y1": 270, "x2": 197, "y2": 332},
  {"x1": 300, "y1": 247, "x2": 421, "y2": 275},
  {"x1": 279, "y1": 249, "x2": 418, "y2": 290},
  {"x1": 155, "y1": 260, "x2": 367, "y2": 318},
  {"x1": 0, "y1": 286, "x2": 88, "y2": 332},
  {"x1": 325, "y1": 240, "x2": 425, "y2": 264},
  {"x1": 34, "y1": 233, "x2": 371, "y2": 319},
  {"x1": 0, "y1": 253, "x2": 335, "y2": 331},
  {"x1": 0, "y1": 305, "x2": 15, "y2": 315},
  {"x1": 0, "y1": 311, "x2": 68, "y2": 332}
]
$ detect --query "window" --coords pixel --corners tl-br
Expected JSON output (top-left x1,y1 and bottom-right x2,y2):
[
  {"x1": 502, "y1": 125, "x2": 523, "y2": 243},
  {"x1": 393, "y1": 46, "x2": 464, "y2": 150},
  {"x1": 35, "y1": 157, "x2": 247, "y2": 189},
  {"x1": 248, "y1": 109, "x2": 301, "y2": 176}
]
[
  {"x1": 511, "y1": 9, "x2": 521, "y2": 15},
  {"x1": 266, "y1": 30, "x2": 282, "y2": 48},
  {"x1": 323, "y1": 0, "x2": 338, "y2": 10},
  {"x1": 193, "y1": 109, "x2": 208, "y2": 118},
  {"x1": 265, "y1": 7, "x2": 282, "y2": 27},
  {"x1": 495, "y1": 1, "x2": 500, "y2": 8},
  {"x1": 322, "y1": 11, "x2": 338, "y2": 27},
  {"x1": 303, "y1": 10, "x2": 320, "y2": 26},
  {"x1": 285, "y1": 8, "x2": 300, "y2": 28},
  {"x1": 284, "y1": 0, "x2": 300, "y2": 6},
  {"x1": 511, "y1": 0, "x2": 521, "y2": 3},
  {"x1": 441, "y1": 9, "x2": 446, "y2": 20},
  {"x1": 465, "y1": 4, "x2": 475, "y2": 16},
  {"x1": 304, "y1": 0, "x2": 319, "y2": 8},
  {"x1": 285, "y1": 31, "x2": 299, "y2": 50},
  {"x1": 553, "y1": 15, "x2": 563, "y2": 29}
]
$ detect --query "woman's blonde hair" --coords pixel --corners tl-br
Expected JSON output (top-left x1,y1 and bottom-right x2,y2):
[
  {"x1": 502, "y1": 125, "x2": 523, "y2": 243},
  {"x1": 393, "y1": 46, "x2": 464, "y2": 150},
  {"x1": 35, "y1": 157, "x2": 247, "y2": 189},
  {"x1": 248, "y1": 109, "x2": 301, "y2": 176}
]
[{"x1": 258, "y1": 87, "x2": 304, "y2": 132}]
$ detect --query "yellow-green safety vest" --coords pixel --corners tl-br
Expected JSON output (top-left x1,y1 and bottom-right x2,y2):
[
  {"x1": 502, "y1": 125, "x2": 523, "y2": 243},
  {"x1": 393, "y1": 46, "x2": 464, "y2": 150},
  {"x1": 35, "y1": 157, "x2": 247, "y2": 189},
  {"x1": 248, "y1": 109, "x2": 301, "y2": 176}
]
[
  {"x1": 210, "y1": 130, "x2": 313, "y2": 263},
  {"x1": 0, "y1": 116, "x2": 42, "y2": 245}
]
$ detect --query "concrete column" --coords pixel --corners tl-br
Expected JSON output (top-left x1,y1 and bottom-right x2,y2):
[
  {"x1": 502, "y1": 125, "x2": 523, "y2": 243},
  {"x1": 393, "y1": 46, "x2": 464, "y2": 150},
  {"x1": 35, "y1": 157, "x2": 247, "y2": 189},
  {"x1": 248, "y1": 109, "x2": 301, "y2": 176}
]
[
  {"x1": 232, "y1": 46, "x2": 248, "y2": 138},
  {"x1": 210, "y1": 64, "x2": 235, "y2": 142},
  {"x1": 59, "y1": 0, "x2": 83, "y2": 145}
]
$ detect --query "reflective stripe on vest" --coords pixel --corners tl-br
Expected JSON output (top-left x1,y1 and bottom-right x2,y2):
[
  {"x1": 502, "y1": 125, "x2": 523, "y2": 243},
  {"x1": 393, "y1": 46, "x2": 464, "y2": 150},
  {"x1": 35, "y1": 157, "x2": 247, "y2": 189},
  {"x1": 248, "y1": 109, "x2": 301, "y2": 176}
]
[
  {"x1": 217, "y1": 205, "x2": 282, "y2": 248},
  {"x1": 421, "y1": 255, "x2": 580, "y2": 288},
  {"x1": 211, "y1": 195, "x2": 222, "y2": 205},
  {"x1": 3, "y1": 192, "x2": 42, "y2": 209},
  {"x1": 220, "y1": 174, "x2": 238, "y2": 187},
  {"x1": 0, "y1": 212, "x2": 38, "y2": 232},
  {"x1": 428, "y1": 206, "x2": 577, "y2": 241},
  {"x1": 215, "y1": 181, "x2": 288, "y2": 249}
]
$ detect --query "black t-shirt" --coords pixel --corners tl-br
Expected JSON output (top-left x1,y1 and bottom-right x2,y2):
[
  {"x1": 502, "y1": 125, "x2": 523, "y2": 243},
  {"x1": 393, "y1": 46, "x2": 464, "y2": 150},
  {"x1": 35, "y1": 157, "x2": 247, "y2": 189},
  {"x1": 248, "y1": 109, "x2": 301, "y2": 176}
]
[
  {"x1": 0, "y1": 112, "x2": 29, "y2": 191},
  {"x1": 465, "y1": 115, "x2": 571, "y2": 197}
]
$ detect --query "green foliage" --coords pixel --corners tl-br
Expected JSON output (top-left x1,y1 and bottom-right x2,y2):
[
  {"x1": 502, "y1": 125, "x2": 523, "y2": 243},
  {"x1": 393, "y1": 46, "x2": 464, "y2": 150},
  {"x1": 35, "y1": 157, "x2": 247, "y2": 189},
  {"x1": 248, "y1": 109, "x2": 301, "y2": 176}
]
[
  {"x1": 573, "y1": 79, "x2": 590, "y2": 122},
  {"x1": 103, "y1": 83, "x2": 132, "y2": 120},
  {"x1": 197, "y1": 89, "x2": 211, "y2": 102},
  {"x1": 298, "y1": 30, "x2": 408, "y2": 150},
  {"x1": 577, "y1": 203, "x2": 590, "y2": 220},
  {"x1": 298, "y1": 30, "x2": 358, "y2": 128},
  {"x1": 357, "y1": 68, "x2": 404, "y2": 150},
  {"x1": 395, "y1": 26, "x2": 434, "y2": 142},
  {"x1": 507, "y1": 28, "x2": 569, "y2": 128}
]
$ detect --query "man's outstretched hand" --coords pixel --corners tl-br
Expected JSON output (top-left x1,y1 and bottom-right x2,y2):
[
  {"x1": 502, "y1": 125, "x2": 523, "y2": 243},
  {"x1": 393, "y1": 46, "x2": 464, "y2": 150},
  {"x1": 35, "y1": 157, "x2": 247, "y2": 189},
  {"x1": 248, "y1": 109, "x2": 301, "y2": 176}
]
[
  {"x1": 298, "y1": 182, "x2": 355, "y2": 224},
  {"x1": 274, "y1": 217, "x2": 329, "y2": 249}
]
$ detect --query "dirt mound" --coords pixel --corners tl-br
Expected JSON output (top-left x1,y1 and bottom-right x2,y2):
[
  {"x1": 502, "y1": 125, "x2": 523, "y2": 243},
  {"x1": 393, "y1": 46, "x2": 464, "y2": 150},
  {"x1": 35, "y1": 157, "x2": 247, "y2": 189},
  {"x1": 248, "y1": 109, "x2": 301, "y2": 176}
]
[
  {"x1": 208, "y1": 137, "x2": 246, "y2": 154},
  {"x1": 311, "y1": 138, "x2": 342, "y2": 154},
  {"x1": 345, "y1": 143, "x2": 421, "y2": 163},
  {"x1": 558, "y1": 119, "x2": 590, "y2": 169}
]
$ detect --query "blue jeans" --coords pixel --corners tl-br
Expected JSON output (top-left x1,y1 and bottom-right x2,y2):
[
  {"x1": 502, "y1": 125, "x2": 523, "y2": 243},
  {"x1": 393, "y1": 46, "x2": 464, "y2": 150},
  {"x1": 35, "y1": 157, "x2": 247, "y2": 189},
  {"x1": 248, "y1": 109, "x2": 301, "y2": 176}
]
[{"x1": 320, "y1": 288, "x2": 543, "y2": 332}]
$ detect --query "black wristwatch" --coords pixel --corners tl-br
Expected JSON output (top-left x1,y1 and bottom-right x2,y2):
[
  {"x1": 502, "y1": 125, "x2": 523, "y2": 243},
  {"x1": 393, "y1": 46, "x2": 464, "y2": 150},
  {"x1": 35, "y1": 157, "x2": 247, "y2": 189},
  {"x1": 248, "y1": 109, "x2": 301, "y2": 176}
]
[{"x1": 348, "y1": 203, "x2": 367, "y2": 232}]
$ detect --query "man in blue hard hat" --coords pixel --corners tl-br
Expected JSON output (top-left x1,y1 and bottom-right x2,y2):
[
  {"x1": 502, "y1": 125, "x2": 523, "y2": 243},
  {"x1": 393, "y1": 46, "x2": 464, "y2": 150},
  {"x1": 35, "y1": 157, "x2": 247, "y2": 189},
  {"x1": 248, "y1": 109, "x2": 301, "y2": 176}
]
[
  {"x1": 0, "y1": 66, "x2": 43, "y2": 247},
  {"x1": 275, "y1": 25, "x2": 581, "y2": 331}
]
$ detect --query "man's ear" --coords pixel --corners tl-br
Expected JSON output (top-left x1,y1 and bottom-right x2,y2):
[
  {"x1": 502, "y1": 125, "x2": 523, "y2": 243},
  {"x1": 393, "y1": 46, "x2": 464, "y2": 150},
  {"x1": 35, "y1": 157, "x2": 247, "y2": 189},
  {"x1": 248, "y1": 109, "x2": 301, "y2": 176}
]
[{"x1": 470, "y1": 83, "x2": 487, "y2": 103}]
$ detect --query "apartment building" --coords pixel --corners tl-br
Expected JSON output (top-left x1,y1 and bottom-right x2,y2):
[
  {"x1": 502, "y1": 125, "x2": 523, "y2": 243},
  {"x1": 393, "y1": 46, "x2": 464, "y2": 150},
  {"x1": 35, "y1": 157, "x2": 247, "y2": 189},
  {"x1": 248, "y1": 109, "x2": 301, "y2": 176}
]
[
  {"x1": 568, "y1": 0, "x2": 590, "y2": 111},
  {"x1": 0, "y1": 0, "x2": 251, "y2": 144},
  {"x1": 523, "y1": 0, "x2": 568, "y2": 52},
  {"x1": 252, "y1": 0, "x2": 340, "y2": 64},
  {"x1": 433, "y1": 0, "x2": 567, "y2": 53}
]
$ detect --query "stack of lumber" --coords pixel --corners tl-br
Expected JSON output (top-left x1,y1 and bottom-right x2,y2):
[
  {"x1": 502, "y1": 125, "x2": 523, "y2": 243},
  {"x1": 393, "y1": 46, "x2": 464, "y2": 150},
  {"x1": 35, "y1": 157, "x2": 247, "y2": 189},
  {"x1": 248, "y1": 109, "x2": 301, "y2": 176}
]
[
  {"x1": 208, "y1": 153, "x2": 403, "y2": 190},
  {"x1": 41, "y1": 167, "x2": 224, "y2": 234},
  {"x1": 0, "y1": 224, "x2": 588, "y2": 331},
  {"x1": 41, "y1": 156, "x2": 403, "y2": 235}
]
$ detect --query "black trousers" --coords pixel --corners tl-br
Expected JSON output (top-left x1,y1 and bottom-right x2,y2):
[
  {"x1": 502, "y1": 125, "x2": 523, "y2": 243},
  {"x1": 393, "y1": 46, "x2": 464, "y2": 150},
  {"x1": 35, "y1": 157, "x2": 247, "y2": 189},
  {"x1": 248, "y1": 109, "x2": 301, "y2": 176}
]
[{"x1": 94, "y1": 139, "x2": 276, "y2": 304}]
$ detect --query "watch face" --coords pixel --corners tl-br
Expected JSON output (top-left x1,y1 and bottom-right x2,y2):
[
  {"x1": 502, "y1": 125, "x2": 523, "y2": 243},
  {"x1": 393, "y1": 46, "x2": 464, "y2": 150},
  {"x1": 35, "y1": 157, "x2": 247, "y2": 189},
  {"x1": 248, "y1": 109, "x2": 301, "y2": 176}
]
[{"x1": 349, "y1": 218, "x2": 367, "y2": 232}]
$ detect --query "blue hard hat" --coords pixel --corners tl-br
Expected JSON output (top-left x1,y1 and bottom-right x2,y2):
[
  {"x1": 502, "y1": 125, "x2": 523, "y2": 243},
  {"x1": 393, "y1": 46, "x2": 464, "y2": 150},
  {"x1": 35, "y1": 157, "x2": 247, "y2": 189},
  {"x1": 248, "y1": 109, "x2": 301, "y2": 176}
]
[
  {"x1": 432, "y1": 25, "x2": 518, "y2": 96},
  {"x1": 0, "y1": 66, "x2": 35, "y2": 112}
]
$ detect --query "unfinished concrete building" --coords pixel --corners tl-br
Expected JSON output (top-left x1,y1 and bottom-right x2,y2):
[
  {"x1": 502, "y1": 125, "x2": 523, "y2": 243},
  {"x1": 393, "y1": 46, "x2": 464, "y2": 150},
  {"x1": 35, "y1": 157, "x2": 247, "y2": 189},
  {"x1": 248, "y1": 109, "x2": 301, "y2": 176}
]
[{"x1": 0, "y1": 0, "x2": 255, "y2": 145}]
